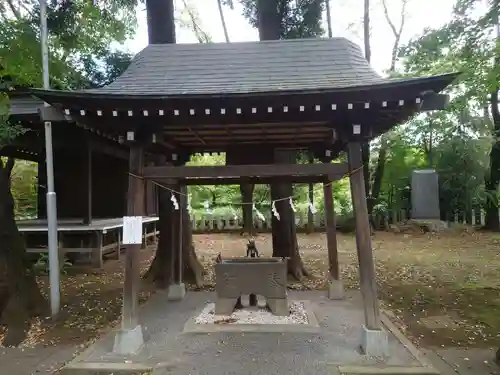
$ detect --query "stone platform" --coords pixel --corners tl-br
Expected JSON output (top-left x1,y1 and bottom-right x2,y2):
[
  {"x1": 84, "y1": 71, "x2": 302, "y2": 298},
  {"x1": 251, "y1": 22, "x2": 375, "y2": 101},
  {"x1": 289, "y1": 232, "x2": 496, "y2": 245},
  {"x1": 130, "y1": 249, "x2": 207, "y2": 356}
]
[{"x1": 62, "y1": 291, "x2": 437, "y2": 375}]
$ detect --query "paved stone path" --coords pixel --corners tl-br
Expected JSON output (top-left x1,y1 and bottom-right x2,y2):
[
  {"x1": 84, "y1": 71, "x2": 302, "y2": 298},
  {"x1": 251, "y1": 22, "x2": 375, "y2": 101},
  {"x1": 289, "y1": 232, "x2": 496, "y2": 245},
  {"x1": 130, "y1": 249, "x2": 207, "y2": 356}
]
[
  {"x1": 65, "y1": 291, "x2": 427, "y2": 375},
  {"x1": 423, "y1": 348, "x2": 500, "y2": 375},
  {"x1": 0, "y1": 344, "x2": 77, "y2": 374},
  {"x1": 2, "y1": 289, "x2": 499, "y2": 375}
]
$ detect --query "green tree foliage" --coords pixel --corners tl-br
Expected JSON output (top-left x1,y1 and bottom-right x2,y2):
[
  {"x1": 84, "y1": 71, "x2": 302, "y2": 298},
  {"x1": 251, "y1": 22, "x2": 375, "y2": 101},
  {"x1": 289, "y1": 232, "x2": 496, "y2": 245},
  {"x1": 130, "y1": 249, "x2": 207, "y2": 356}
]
[
  {"x1": 0, "y1": 0, "x2": 135, "y2": 218},
  {"x1": 4, "y1": 0, "x2": 500, "y2": 229},
  {"x1": 9, "y1": 160, "x2": 38, "y2": 218},
  {"x1": 0, "y1": 0, "x2": 136, "y2": 89},
  {"x1": 229, "y1": 0, "x2": 324, "y2": 38},
  {"x1": 394, "y1": 0, "x2": 500, "y2": 226}
]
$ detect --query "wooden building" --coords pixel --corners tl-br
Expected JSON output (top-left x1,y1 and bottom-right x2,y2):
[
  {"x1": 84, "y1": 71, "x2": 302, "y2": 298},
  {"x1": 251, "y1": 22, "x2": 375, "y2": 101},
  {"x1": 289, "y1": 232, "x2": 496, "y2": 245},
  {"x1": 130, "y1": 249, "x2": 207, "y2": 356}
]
[
  {"x1": 5, "y1": 92, "x2": 159, "y2": 267},
  {"x1": 30, "y1": 37, "x2": 458, "y2": 355}
]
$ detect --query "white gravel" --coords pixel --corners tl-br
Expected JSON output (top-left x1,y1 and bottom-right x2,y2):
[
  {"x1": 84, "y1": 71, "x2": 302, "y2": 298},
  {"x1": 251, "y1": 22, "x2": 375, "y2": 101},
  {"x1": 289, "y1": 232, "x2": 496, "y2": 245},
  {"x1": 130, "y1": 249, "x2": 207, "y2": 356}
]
[{"x1": 194, "y1": 301, "x2": 309, "y2": 325}]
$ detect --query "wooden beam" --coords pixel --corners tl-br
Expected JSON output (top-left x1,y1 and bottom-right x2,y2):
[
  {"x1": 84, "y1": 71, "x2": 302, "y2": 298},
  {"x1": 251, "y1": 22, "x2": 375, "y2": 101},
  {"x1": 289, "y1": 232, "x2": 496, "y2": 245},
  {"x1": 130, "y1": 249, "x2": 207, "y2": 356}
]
[
  {"x1": 165, "y1": 121, "x2": 329, "y2": 131},
  {"x1": 155, "y1": 175, "x2": 333, "y2": 186},
  {"x1": 347, "y1": 142, "x2": 381, "y2": 330},
  {"x1": 0, "y1": 147, "x2": 42, "y2": 161},
  {"x1": 39, "y1": 105, "x2": 73, "y2": 122},
  {"x1": 88, "y1": 139, "x2": 129, "y2": 160},
  {"x1": 122, "y1": 144, "x2": 145, "y2": 330},
  {"x1": 173, "y1": 133, "x2": 327, "y2": 143},
  {"x1": 144, "y1": 162, "x2": 348, "y2": 180}
]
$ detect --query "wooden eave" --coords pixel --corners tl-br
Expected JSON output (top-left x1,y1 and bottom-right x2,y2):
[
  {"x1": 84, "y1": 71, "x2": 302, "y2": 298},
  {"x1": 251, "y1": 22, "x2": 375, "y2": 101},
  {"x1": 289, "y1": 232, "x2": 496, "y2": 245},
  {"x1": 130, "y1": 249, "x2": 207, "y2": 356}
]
[
  {"x1": 30, "y1": 72, "x2": 458, "y2": 102},
  {"x1": 31, "y1": 72, "x2": 459, "y2": 155}
]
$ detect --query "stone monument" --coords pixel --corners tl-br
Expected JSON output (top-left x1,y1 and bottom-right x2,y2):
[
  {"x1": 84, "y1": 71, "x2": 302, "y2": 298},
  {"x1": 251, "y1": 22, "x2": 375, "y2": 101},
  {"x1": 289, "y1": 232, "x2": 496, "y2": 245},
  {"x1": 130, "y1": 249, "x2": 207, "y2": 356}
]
[{"x1": 411, "y1": 169, "x2": 440, "y2": 219}]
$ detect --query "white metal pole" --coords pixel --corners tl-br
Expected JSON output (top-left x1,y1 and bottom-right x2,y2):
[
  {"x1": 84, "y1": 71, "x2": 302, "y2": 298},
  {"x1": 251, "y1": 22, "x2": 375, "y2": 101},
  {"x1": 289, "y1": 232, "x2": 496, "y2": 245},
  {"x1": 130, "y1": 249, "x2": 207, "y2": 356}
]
[{"x1": 40, "y1": 0, "x2": 60, "y2": 317}]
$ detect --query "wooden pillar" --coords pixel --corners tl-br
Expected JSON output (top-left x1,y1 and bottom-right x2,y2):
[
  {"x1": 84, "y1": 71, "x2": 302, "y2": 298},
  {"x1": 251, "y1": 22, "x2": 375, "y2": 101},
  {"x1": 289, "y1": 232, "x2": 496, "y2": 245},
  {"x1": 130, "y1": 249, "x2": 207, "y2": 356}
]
[
  {"x1": 84, "y1": 142, "x2": 92, "y2": 225},
  {"x1": 170, "y1": 184, "x2": 183, "y2": 284},
  {"x1": 178, "y1": 186, "x2": 184, "y2": 283},
  {"x1": 168, "y1": 183, "x2": 186, "y2": 300},
  {"x1": 307, "y1": 153, "x2": 315, "y2": 234},
  {"x1": 323, "y1": 182, "x2": 339, "y2": 280},
  {"x1": 145, "y1": 161, "x2": 156, "y2": 216},
  {"x1": 170, "y1": 190, "x2": 178, "y2": 282},
  {"x1": 347, "y1": 142, "x2": 381, "y2": 330},
  {"x1": 122, "y1": 144, "x2": 145, "y2": 331},
  {"x1": 92, "y1": 231, "x2": 103, "y2": 268}
]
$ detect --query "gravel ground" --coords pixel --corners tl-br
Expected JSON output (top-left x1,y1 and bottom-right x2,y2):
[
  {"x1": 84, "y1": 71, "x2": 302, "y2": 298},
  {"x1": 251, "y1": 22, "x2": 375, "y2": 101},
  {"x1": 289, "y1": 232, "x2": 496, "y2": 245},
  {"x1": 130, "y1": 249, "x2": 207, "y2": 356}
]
[{"x1": 194, "y1": 301, "x2": 309, "y2": 325}]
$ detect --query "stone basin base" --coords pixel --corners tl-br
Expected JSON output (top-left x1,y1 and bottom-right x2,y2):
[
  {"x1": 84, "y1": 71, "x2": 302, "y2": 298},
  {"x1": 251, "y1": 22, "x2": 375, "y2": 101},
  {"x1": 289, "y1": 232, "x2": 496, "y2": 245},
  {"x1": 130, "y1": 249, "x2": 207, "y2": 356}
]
[{"x1": 215, "y1": 257, "x2": 288, "y2": 316}]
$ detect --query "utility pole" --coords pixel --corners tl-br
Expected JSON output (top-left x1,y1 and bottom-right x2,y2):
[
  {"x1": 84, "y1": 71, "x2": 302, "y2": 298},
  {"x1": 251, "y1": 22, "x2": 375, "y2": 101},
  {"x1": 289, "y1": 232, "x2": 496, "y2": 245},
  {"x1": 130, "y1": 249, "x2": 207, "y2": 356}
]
[{"x1": 40, "y1": 0, "x2": 60, "y2": 317}]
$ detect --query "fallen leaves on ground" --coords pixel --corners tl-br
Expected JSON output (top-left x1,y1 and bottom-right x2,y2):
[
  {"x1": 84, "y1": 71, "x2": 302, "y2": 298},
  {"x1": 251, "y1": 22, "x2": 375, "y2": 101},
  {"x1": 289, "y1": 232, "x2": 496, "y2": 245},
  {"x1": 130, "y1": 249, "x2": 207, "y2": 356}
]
[
  {"x1": 193, "y1": 231, "x2": 500, "y2": 348},
  {"x1": 1, "y1": 229, "x2": 499, "y2": 351}
]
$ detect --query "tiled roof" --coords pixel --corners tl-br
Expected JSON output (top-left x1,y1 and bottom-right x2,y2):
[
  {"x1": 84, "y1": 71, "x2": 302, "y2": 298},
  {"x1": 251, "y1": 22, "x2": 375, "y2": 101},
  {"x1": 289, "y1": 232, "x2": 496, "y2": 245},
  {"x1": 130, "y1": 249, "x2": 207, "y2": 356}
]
[{"x1": 89, "y1": 38, "x2": 387, "y2": 95}]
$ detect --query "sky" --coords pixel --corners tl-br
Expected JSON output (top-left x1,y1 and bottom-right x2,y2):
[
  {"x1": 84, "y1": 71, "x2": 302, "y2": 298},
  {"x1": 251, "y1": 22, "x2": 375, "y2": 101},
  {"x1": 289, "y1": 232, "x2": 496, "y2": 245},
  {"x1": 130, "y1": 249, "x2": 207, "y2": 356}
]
[{"x1": 124, "y1": 0, "x2": 458, "y2": 74}]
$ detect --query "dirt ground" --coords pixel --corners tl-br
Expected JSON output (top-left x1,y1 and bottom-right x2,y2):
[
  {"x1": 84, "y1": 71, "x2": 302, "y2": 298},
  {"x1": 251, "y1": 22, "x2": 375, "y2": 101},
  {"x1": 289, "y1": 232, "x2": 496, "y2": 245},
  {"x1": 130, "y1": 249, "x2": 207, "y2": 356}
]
[{"x1": 1, "y1": 229, "x2": 499, "y2": 350}]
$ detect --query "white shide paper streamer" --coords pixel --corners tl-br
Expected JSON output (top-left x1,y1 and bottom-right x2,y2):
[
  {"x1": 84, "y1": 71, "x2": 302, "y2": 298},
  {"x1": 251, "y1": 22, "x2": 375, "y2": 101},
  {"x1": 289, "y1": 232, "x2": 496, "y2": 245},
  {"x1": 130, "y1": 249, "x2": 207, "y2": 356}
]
[{"x1": 170, "y1": 193, "x2": 179, "y2": 210}]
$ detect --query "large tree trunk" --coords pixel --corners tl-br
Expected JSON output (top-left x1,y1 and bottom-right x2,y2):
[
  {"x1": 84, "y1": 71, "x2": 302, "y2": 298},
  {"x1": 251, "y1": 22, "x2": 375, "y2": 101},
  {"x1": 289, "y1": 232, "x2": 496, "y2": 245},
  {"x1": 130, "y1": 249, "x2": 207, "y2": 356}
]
[
  {"x1": 361, "y1": 0, "x2": 372, "y2": 211},
  {"x1": 270, "y1": 151, "x2": 308, "y2": 280},
  {"x1": 484, "y1": 8, "x2": 500, "y2": 231},
  {"x1": 256, "y1": 0, "x2": 282, "y2": 40},
  {"x1": 368, "y1": 135, "x2": 388, "y2": 215},
  {"x1": 271, "y1": 183, "x2": 308, "y2": 280},
  {"x1": 143, "y1": 187, "x2": 172, "y2": 288},
  {"x1": 146, "y1": 0, "x2": 176, "y2": 44},
  {"x1": 307, "y1": 153, "x2": 314, "y2": 234},
  {"x1": 217, "y1": 0, "x2": 230, "y2": 43},
  {"x1": 240, "y1": 183, "x2": 254, "y2": 235},
  {"x1": 0, "y1": 157, "x2": 47, "y2": 347},
  {"x1": 255, "y1": 0, "x2": 307, "y2": 278},
  {"x1": 484, "y1": 87, "x2": 500, "y2": 231},
  {"x1": 179, "y1": 186, "x2": 204, "y2": 287},
  {"x1": 226, "y1": 149, "x2": 263, "y2": 236},
  {"x1": 144, "y1": 185, "x2": 203, "y2": 288},
  {"x1": 325, "y1": 0, "x2": 333, "y2": 38}
]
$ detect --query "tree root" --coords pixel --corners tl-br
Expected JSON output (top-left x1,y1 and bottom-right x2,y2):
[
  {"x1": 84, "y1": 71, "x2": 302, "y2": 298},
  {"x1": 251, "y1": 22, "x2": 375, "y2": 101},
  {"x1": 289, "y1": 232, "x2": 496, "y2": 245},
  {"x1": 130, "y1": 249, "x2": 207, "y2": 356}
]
[
  {"x1": 0, "y1": 297, "x2": 30, "y2": 347},
  {"x1": 184, "y1": 246, "x2": 204, "y2": 288},
  {"x1": 288, "y1": 256, "x2": 310, "y2": 281}
]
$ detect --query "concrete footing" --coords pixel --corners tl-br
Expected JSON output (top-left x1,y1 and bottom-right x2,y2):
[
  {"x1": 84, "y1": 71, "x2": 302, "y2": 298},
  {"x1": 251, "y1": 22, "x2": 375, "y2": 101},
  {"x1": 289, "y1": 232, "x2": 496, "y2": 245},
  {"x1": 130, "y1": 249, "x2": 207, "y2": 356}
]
[
  {"x1": 327, "y1": 278, "x2": 345, "y2": 300},
  {"x1": 112, "y1": 325, "x2": 144, "y2": 355},
  {"x1": 168, "y1": 283, "x2": 186, "y2": 301},
  {"x1": 360, "y1": 325, "x2": 389, "y2": 357},
  {"x1": 266, "y1": 298, "x2": 289, "y2": 316}
]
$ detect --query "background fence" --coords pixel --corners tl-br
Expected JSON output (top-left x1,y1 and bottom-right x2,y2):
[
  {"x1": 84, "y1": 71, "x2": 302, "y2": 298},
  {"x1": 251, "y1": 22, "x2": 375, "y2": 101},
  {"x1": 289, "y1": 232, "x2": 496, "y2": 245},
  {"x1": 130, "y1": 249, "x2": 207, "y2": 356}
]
[{"x1": 189, "y1": 208, "x2": 491, "y2": 233}]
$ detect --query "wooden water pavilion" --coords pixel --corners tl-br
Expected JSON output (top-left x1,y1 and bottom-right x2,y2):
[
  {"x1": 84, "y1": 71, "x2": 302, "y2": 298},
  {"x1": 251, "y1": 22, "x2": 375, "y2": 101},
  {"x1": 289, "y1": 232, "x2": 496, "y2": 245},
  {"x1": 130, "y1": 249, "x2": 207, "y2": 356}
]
[{"x1": 29, "y1": 37, "x2": 457, "y2": 355}]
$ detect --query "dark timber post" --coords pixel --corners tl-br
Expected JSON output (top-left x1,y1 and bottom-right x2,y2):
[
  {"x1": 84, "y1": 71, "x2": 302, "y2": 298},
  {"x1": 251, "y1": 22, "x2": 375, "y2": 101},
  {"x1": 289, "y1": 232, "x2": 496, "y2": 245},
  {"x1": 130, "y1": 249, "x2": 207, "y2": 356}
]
[
  {"x1": 145, "y1": 161, "x2": 156, "y2": 216},
  {"x1": 84, "y1": 139, "x2": 92, "y2": 225},
  {"x1": 348, "y1": 141, "x2": 388, "y2": 356},
  {"x1": 113, "y1": 142, "x2": 145, "y2": 354},
  {"x1": 323, "y1": 179, "x2": 343, "y2": 299},
  {"x1": 307, "y1": 153, "x2": 314, "y2": 233},
  {"x1": 168, "y1": 182, "x2": 186, "y2": 301},
  {"x1": 347, "y1": 142, "x2": 380, "y2": 329},
  {"x1": 178, "y1": 186, "x2": 184, "y2": 282},
  {"x1": 170, "y1": 188, "x2": 179, "y2": 280}
]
